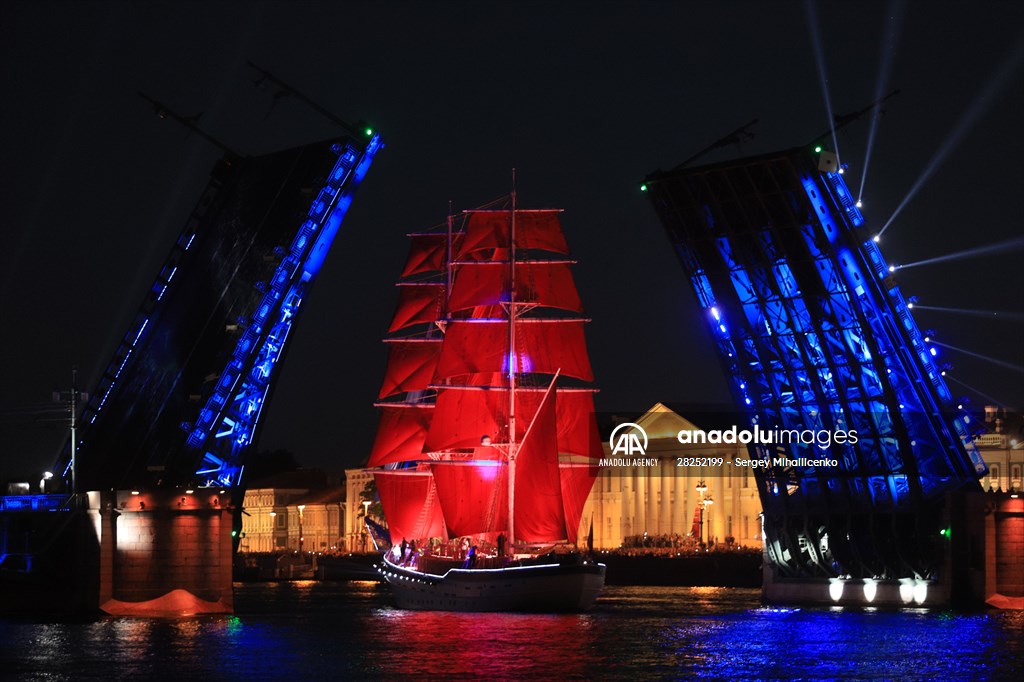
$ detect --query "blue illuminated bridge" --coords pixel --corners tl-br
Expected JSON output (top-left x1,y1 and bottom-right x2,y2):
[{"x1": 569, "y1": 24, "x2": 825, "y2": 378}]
[
  {"x1": 644, "y1": 144, "x2": 986, "y2": 582},
  {"x1": 52, "y1": 132, "x2": 382, "y2": 493}
]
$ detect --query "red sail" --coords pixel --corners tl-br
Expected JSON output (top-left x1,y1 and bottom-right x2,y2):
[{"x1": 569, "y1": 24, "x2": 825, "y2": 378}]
[
  {"x1": 520, "y1": 389, "x2": 603, "y2": 460},
  {"x1": 434, "y1": 320, "x2": 593, "y2": 382},
  {"x1": 514, "y1": 382, "x2": 566, "y2": 543},
  {"x1": 389, "y1": 284, "x2": 445, "y2": 332},
  {"x1": 431, "y1": 462, "x2": 508, "y2": 537},
  {"x1": 448, "y1": 261, "x2": 582, "y2": 313},
  {"x1": 378, "y1": 340, "x2": 441, "y2": 399},
  {"x1": 374, "y1": 471, "x2": 446, "y2": 544},
  {"x1": 559, "y1": 464, "x2": 599, "y2": 545},
  {"x1": 456, "y1": 210, "x2": 569, "y2": 258},
  {"x1": 424, "y1": 388, "x2": 509, "y2": 453},
  {"x1": 426, "y1": 388, "x2": 601, "y2": 458},
  {"x1": 367, "y1": 404, "x2": 434, "y2": 467},
  {"x1": 401, "y1": 234, "x2": 449, "y2": 277}
]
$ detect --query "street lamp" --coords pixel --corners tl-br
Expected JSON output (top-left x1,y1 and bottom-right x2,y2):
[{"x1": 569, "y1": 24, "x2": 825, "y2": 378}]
[
  {"x1": 297, "y1": 504, "x2": 305, "y2": 555},
  {"x1": 269, "y1": 511, "x2": 277, "y2": 553},
  {"x1": 703, "y1": 496, "x2": 714, "y2": 547},
  {"x1": 361, "y1": 500, "x2": 371, "y2": 552},
  {"x1": 695, "y1": 481, "x2": 710, "y2": 545}
]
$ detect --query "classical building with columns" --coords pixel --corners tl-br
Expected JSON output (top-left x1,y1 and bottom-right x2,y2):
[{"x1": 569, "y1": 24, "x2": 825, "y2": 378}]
[{"x1": 581, "y1": 403, "x2": 761, "y2": 550}]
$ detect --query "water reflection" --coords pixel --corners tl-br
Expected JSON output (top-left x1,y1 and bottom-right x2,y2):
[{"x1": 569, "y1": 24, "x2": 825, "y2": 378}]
[{"x1": 0, "y1": 584, "x2": 1021, "y2": 680}]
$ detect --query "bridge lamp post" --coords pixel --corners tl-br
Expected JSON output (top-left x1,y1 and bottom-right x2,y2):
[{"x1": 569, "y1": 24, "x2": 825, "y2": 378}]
[{"x1": 297, "y1": 504, "x2": 305, "y2": 555}]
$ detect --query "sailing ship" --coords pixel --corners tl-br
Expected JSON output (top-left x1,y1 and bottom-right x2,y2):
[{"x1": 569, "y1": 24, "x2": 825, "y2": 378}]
[{"x1": 366, "y1": 190, "x2": 606, "y2": 612}]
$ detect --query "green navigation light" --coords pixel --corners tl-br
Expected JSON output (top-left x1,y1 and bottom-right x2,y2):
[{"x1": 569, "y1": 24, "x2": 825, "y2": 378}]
[{"x1": 640, "y1": 184, "x2": 648, "y2": 192}]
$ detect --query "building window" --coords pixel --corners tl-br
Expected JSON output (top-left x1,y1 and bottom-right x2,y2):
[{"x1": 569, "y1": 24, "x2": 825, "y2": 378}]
[
  {"x1": 990, "y1": 465, "x2": 999, "y2": 489},
  {"x1": 1012, "y1": 464, "x2": 1021, "y2": 490},
  {"x1": 276, "y1": 514, "x2": 286, "y2": 529}
]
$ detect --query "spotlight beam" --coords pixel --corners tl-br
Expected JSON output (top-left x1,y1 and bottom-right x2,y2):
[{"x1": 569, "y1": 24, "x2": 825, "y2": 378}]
[
  {"x1": 913, "y1": 305, "x2": 1024, "y2": 323},
  {"x1": 878, "y1": 39, "x2": 1024, "y2": 237},
  {"x1": 944, "y1": 374, "x2": 1012, "y2": 410},
  {"x1": 893, "y1": 236, "x2": 1024, "y2": 270},
  {"x1": 929, "y1": 339, "x2": 1024, "y2": 375},
  {"x1": 804, "y1": 0, "x2": 841, "y2": 166},
  {"x1": 858, "y1": 0, "x2": 906, "y2": 203}
]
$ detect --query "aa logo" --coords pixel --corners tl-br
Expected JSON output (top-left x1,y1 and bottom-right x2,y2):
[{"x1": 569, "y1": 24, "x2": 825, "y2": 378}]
[{"x1": 609, "y1": 422, "x2": 648, "y2": 456}]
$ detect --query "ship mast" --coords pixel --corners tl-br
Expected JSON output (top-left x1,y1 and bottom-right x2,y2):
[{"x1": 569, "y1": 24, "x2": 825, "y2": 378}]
[
  {"x1": 507, "y1": 170, "x2": 518, "y2": 549},
  {"x1": 446, "y1": 200, "x2": 454, "y2": 305}
]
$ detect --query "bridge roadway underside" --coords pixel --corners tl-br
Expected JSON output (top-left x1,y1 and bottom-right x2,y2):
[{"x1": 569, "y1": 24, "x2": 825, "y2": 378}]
[
  {"x1": 0, "y1": 489, "x2": 233, "y2": 616},
  {"x1": 760, "y1": 490, "x2": 1024, "y2": 608}
]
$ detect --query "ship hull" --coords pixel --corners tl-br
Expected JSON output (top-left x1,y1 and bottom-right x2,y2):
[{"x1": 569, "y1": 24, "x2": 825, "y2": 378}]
[{"x1": 379, "y1": 555, "x2": 605, "y2": 612}]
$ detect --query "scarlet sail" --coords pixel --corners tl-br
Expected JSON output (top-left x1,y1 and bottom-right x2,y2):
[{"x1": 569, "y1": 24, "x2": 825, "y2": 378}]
[
  {"x1": 559, "y1": 464, "x2": 599, "y2": 545},
  {"x1": 434, "y1": 319, "x2": 594, "y2": 382},
  {"x1": 448, "y1": 261, "x2": 582, "y2": 313},
  {"x1": 374, "y1": 471, "x2": 447, "y2": 543},
  {"x1": 512, "y1": 383, "x2": 566, "y2": 543},
  {"x1": 401, "y1": 234, "x2": 449, "y2": 277},
  {"x1": 425, "y1": 387, "x2": 602, "y2": 459},
  {"x1": 389, "y1": 284, "x2": 445, "y2": 333},
  {"x1": 367, "y1": 200, "x2": 601, "y2": 552},
  {"x1": 456, "y1": 210, "x2": 569, "y2": 258},
  {"x1": 367, "y1": 404, "x2": 434, "y2": 467},
  {"x1": 431, "y1": 462, "x2": 508, "y2": 536},
  {"x1": 378, "y1": 340, "x2": 441, "y2": 399}
]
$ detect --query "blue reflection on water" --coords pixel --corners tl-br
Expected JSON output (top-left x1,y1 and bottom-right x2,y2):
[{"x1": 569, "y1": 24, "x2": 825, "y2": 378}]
[{"x1": 1, "y1": 583, "x2": 1021, "y2": 680}]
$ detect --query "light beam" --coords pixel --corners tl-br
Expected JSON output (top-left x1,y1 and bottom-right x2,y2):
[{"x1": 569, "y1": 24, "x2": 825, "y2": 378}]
[
  {"x1": 804, "y1": 0, "x2": 842, "y2": 166},
  {"x1": 944, "y1": 374, "x2": 1011, "y2": 409},
  {"x1": 929, "y1": 339, "x2": 1024, "y2": 375},
  {"x1": 913, "y1": 304, "x2": 1024, "y2": 323},
  {"x1": 892, "y1": 236, "x2": 1024, "y2": 270},
  {"x1": 878, "y1": 39, "x2": 1024, "y2": 237},
  {"x1": 858, "y1": 0, "x2": 906, "y2": 203}
]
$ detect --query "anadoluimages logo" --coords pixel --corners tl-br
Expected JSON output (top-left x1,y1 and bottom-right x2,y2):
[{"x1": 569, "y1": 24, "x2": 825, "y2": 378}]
[{"x1": 609, "y1": 422, "x2": 648, "y2": 456}]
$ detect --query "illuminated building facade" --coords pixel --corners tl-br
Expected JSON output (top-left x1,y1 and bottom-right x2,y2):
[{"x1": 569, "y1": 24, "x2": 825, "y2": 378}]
[
  {"x1": 644, "y1": 146, "x2": 987, "y2": 583},
  {"x1": 240, "y1": 482, "x2": 343, "y2": 554}
]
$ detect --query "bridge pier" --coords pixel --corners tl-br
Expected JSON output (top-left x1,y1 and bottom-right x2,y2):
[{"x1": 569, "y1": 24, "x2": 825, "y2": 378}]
[
  {"x1": 1, "y1": 489, "x2": 234, "y2": 617},
  {"x1": 96, "y1": 489, "x2": 234, "y2": 616}
]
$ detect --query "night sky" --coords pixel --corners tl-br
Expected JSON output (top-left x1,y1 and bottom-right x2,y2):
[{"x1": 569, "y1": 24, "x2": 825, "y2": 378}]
[{"x1": 2, "y1": 1, "x2": 1022, "y2": 483}]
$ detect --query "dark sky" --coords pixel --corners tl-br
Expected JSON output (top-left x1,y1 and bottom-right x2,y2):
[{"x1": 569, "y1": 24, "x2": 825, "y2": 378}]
[{"x1": 1, "y1": 1, "x2": 1022, "y2": 482}]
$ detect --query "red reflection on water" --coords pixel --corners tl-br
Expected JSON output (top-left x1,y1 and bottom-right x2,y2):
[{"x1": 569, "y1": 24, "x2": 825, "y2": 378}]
[{"x1": 367, "y1": 609, "x2": 596, "y2": 678}]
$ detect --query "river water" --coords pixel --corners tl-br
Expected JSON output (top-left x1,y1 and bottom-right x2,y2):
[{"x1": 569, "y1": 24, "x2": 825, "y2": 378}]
[{"x1": 2, "y1": 582, "x2": 1022, "y2": 680}]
